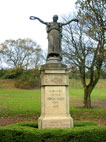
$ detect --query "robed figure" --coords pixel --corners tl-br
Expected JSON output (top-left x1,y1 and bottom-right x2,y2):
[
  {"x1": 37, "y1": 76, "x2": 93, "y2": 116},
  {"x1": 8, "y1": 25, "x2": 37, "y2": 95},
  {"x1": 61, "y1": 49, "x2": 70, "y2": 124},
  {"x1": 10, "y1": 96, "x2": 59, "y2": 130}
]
[{"x1": 30, "y1": 15, "x2": 78, "y2": 61}]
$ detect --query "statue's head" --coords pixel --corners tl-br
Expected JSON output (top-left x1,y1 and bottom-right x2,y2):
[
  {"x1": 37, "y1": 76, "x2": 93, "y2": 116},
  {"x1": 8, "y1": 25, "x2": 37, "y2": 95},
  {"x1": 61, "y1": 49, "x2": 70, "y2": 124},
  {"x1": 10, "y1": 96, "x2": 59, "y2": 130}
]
[{"x1": 53, "y1": 15, "x2": 58, "y2": 22}]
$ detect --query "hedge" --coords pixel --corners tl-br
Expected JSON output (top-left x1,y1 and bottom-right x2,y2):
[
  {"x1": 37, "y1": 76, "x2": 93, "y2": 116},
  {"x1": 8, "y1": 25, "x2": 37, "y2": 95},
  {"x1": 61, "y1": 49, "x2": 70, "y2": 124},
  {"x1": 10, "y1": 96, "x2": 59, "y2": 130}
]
[{"x1": 0, "y1": 121, "x2": 106, "y2": 142}]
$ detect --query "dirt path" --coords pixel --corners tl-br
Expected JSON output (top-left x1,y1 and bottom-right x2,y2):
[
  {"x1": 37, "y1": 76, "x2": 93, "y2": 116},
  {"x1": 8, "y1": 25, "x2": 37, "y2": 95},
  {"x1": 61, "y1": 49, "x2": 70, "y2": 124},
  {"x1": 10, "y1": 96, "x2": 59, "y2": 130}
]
[
  {"x1": 0, "y1": 116, "x2": 106, "y2": 126},
  {"x1": 0, "y1": 116, "x2": 37, "y2": 126}
]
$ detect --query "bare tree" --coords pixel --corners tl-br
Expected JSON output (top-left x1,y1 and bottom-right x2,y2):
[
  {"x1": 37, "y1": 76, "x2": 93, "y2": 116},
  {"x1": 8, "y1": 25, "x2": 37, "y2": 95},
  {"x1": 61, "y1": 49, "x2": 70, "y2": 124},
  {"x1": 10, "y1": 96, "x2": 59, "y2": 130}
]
[
  {"x1": 0, "y1": 38, "x2": 44, "y2": 70},
  {"x1": 62, "y1": 7, "x2": 106, "y2": 108}
]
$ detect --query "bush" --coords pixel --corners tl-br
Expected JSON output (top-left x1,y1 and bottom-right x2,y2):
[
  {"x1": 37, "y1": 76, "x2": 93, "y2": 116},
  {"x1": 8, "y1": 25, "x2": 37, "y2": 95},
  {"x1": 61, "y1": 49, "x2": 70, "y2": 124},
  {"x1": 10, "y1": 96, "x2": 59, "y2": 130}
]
[
  {"x1": 0, "y1": 69, "x2": 7, "y2": 78},
  {"x1": 0, "y1": 121, "x2": 106, "y2": 142},
  {"x1": 0, "y1": 68, "x2": 23, "y2": 79},
  {"x1": 15, "y1": 78, "x2": 40, "y2": 89},
  {"x1": 15, "y1": 68, "x2": 40, "y2": 89}
]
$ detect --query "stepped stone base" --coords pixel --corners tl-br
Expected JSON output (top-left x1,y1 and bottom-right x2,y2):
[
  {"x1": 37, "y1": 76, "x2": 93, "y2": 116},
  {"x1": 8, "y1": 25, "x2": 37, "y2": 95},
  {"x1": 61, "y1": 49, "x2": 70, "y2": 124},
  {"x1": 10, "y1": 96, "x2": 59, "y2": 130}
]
[
  {"x1": 38, "y1": 116, "x2": 73, "y2": 129},
  {"x1": 38, "y1": 63, "x2": 73, "y2": 129}
]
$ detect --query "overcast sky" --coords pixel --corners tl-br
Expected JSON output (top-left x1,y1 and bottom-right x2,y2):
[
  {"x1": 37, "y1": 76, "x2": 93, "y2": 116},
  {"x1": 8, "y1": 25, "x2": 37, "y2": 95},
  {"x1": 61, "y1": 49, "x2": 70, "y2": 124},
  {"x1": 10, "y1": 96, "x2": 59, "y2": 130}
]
[{"x1": 0, "y1": 0, "x2": 76, "y2": 50}]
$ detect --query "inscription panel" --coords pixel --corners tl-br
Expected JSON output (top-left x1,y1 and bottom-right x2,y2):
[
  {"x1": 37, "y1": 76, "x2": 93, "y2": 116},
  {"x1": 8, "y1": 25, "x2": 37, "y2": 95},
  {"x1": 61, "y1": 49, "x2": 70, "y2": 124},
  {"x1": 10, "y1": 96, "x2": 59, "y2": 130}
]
[
  {"x1": 41, "y1": 74, "x2": 69, "y2": 85},
  {"x1": 45, "y1": 86, "x2": 67, "y2": 115}
]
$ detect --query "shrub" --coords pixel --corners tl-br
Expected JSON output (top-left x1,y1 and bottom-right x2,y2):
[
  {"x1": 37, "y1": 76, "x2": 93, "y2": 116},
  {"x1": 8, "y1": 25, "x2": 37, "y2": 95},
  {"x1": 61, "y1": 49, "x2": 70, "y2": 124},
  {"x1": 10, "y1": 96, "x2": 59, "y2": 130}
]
[
  {"x1": 0, "y1": 121, "x2": 106, "y2": 142},
  {"x1": 0, "y1": 69, "x2": 7, "y2": 78},
  {"x1": 15, "y1": 78, "x2": 40, "y2": 89},
  {"x1": 0, "y1": 68, "x2": 23, "y2": 79},
  {"x1": 15, "y1": 68, "x2": 40, "y2": 89}
]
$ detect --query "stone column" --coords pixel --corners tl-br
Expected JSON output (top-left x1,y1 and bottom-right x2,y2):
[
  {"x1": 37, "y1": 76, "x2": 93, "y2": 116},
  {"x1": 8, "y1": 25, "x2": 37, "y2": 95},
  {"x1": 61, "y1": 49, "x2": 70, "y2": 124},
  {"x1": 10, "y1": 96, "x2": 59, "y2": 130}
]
[{"x1": 38, "y1": 63, "x2": 73, "y2": 129}]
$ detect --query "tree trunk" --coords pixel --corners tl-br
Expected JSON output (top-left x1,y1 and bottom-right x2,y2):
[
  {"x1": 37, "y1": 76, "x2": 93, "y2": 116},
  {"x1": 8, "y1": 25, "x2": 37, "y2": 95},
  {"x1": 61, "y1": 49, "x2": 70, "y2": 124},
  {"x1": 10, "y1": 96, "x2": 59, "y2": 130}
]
[{"x1": 84, "y1": 87, "x2": 93, "y2": 108}]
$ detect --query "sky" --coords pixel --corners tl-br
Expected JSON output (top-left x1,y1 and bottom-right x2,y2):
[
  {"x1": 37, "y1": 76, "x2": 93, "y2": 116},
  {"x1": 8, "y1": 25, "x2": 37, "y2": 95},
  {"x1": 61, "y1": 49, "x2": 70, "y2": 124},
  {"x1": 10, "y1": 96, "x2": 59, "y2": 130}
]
[{"x1": 0, "y1": 0, "x2": 76, "y2": 50}]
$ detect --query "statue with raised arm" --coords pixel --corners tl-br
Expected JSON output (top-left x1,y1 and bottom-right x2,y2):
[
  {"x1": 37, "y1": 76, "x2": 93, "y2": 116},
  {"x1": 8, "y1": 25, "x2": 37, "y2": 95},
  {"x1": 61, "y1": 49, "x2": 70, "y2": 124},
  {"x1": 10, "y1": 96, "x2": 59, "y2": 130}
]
[{"x1": 29, "y1": 15, "x2": 78, "y2": 62}]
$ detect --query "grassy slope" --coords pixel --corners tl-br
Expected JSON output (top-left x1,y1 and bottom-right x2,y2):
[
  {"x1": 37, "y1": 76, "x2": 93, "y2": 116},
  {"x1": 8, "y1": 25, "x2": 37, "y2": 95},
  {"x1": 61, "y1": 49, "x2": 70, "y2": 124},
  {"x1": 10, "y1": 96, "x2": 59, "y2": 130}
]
[
  {"x1": 0, "y1": 79, "x2": 15, "y2": 89},
  {"x1": 69, "y1": 79, "x2": 106, "y2": 89},
  {"x1": 0, "y1": 79, "x2": 106, "y2": 123}
]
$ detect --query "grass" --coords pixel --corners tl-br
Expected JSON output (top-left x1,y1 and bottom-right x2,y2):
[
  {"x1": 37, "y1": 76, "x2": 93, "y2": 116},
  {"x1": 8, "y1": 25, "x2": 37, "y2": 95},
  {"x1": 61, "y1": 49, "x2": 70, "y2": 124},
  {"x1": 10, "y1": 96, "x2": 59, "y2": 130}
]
[
  {"x1": 0, "y1": 89, "x2": 41, "y2": 117},
  {"x1": 69, "y1": 79, "x2": 106, "y2": 89},
  {"x1": 0, "y1": 79, "x2": 106, "y2": 125},
  {"x1": 69, "y1": 88, "x2": 106, "y2": 121},
  {"x1": 69, "y1": 88, "x2": 106, "y2": 101}
]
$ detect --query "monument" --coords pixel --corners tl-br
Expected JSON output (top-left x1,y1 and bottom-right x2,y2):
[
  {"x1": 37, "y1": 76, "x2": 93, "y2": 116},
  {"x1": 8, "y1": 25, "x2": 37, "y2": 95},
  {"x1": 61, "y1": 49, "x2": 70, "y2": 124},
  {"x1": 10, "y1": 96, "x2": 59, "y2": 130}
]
[{"x1": 30, "y1": 15, "x2": 78, "y2": 128}]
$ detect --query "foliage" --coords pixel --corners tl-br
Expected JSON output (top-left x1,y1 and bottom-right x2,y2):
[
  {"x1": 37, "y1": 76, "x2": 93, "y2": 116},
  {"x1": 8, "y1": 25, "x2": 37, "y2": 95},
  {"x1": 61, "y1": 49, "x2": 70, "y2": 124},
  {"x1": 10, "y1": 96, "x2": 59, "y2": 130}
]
[
  {"x1": 0, "y1": 69, "x2": 7, "y2": 78},
  {"x1": 0, "y1": 68, "x2": 41, "y2": 89},
  {"x1": 0, "y1": 68, "x2": 23, "y2": 79},
  {"x1": 1, "y1": 68, "x2": 106, "y2": 80},
  {"x1": 76, "y1": 0, "x2": 106, "y2": 40},
  {"x1": 0, "y1": 121, "x2": 106, "y2": 142},
  {"x1": 15, "y1": 68, "x2": 40, "y2": 89},
  {"x1": 15, "y1": 78, "x2": 40, "y2": 89}
]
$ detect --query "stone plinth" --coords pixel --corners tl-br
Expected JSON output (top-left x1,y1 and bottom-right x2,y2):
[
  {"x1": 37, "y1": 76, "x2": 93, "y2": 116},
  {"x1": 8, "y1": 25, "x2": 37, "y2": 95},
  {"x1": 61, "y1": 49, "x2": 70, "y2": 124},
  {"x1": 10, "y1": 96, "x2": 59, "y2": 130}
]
[{"x1": 38, "y1": 63, "x2": 73, "y2": 129}]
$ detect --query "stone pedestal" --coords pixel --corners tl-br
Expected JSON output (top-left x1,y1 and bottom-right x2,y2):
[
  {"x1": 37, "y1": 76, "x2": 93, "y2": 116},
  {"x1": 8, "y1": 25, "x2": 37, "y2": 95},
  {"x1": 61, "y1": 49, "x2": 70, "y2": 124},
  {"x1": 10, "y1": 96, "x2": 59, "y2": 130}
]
[{"x1": 38, "y1": 63, "x2": 73, "y2": 129}]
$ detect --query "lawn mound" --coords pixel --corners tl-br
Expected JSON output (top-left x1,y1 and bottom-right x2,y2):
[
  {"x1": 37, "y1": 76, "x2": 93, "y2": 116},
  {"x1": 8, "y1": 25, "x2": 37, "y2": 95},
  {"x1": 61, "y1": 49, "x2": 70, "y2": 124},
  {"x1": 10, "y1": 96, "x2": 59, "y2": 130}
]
[{"x1": 0, "y1": 121, "x2": 106, "y2": 142}]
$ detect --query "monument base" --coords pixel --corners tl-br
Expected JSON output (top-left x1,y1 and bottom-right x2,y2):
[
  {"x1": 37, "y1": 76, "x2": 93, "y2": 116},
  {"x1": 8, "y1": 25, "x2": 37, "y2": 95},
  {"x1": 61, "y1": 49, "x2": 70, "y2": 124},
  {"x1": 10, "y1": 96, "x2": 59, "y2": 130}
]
[
  {"x1": 46, "y1": 56, "x2": 61, "y2": 64},
  {"x1": 38, "y1": 116, "x2": 73, "y2": 129},
  {"x1": 38, "y1": 63, "x2": 73, "y2": 129}
]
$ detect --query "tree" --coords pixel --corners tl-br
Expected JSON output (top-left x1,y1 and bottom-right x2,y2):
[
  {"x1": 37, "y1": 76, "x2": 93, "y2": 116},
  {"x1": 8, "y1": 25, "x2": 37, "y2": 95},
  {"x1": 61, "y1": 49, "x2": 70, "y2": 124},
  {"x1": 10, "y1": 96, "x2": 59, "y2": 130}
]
[
  {"x1": 0, "y1": 38, "x2": 45, "y2": 70},
  {"x1": 0, "y1": 50, "x2": 5, "y2": 69},
  {"x1": 62, "y1": 0, "x2": 106, "y2": 108},
  {"x1": 76, "y1": 0, "x2": 106, "y2": 108},
  {"x1": 30, "y1": 47, "x2": 46, "y2": 68}
]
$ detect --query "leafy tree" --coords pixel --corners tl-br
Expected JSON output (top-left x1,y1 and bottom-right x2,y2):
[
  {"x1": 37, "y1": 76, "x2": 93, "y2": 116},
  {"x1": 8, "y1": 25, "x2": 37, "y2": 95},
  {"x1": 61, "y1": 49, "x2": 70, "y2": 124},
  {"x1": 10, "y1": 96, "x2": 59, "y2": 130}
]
[
  {"x1": 62, "y1": 0, "x2": 106, "y2": 108},
  {"x1": 0, "y1": 38, "x2": 45, "y2": 71}
]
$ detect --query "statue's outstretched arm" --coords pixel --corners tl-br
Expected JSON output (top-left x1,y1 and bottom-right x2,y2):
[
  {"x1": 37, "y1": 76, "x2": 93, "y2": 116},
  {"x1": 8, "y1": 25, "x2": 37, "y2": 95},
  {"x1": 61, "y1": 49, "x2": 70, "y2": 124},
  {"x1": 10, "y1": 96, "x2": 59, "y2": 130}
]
[
  {"x1": 29, "y1": 16, "x2": 47, "y2": 25},
  {"x1": 62, "y1": 18, "x2": 79, "y2": 26}
]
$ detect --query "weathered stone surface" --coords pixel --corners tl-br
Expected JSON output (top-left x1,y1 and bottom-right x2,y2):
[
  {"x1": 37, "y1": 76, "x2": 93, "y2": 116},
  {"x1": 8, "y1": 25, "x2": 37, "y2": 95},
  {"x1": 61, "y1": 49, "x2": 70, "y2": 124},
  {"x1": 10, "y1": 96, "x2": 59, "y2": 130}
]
[
  {"x1": 38, "y1": 63, "x2": 73, "y2": 129},
  {"x1": 38, "y1": 117, "x2": 73, "y2": 129},
  {"x1": 43, "y1": 86, "x2": 68, "y2": 114},
  {"x1": 41, "y1": 73, "x2": 69, "y2": 85},
  {"x1": 40, "y1": 63, "x2": 67, "y2": 70},
  {"x1": 45, "y1": 70, "x2": 65, "y2": 73}
]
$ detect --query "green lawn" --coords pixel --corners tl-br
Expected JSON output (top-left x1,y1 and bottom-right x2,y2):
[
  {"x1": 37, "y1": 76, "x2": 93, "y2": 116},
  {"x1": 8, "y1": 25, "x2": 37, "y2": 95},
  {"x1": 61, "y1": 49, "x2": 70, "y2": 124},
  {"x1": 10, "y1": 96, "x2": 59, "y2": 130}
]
[
  {"x1": 69, "y1": 79, "x2": 106, "y2": 89},
  {"x1": 0, "y1": 90, "x2": 41, "y2": 117},
  {"x1": 69, "y1": 88, "x2": 106, "y2": 101},
  {"x1": 0, "y1": 87, "x2": 106, "y2": 123}
]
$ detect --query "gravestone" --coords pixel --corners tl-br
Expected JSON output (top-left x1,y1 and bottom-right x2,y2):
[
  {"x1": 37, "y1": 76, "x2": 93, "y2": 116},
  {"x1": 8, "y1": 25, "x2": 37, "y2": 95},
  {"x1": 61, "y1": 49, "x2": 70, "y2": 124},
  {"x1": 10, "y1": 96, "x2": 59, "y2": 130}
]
[{"x1": 30, "y1": 15, "x2": 78, "y2": 128}]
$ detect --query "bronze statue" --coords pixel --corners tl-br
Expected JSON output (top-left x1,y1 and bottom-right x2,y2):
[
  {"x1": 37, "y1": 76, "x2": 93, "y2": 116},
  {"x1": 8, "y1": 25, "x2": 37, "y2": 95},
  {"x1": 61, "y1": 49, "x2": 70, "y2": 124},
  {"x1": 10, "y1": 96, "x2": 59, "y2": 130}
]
[{"x1": 29, "y1": 15, "x2": 78, "y2": 62}]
